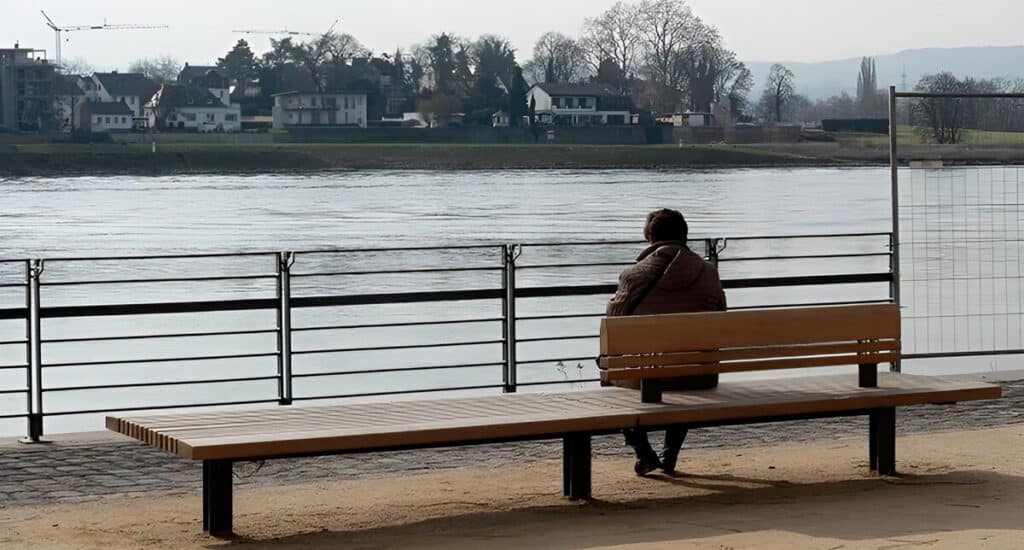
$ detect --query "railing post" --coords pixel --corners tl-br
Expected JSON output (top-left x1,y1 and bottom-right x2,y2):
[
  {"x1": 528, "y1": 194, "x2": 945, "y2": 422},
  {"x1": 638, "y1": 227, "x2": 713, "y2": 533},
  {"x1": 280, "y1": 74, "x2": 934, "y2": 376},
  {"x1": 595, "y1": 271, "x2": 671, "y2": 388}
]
[
  {"x1": 501, "y1": 244, "x2": 519, "y2": 393},
  {"x1": 276, "y1": 252, "x2": 294, "y2": 405},
  {"x1": 22, "y1": 259, "x2": 45, "y2": 443}
]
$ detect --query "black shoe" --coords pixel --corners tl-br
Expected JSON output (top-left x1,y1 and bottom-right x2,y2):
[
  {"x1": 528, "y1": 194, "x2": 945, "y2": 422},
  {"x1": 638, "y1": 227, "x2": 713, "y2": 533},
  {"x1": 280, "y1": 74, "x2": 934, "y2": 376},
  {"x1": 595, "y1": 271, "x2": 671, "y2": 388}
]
[{"x1": 634, "y1": 454, "x2": 662, "y2": 476}]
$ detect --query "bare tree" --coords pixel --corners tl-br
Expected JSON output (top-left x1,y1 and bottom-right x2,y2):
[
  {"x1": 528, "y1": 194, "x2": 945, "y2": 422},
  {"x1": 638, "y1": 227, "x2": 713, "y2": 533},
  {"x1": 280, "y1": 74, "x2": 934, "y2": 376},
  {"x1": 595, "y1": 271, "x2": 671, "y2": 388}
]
[
  {"x1": 580, "y1": 2, "x2": 642, "y2": 90},
  {"x1": 530, "y1": 32, "x2": 587, "y2": 84},
  {"x1": 763, "y1": 63, "x2": 795, "y2": 123},
  {"x1": 60, "y1": 57, "x2": 93, "y2": 76},
  {"x1": 128, "y1": 55, "x2": 181, "y2": 84},
  {"x1": 912, "y1": 72, "x2": 968, "y2": 144},
  {"x1": 637, "y1": 0, "x2": 698, "y2": 99}
]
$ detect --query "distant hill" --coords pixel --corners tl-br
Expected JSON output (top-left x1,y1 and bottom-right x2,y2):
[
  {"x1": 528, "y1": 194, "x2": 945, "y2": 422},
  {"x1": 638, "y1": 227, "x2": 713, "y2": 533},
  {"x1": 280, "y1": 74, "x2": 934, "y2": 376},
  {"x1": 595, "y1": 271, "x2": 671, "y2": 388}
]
[{"x1": 745, "y1": 46, "x2": 1024, "y2": 101}]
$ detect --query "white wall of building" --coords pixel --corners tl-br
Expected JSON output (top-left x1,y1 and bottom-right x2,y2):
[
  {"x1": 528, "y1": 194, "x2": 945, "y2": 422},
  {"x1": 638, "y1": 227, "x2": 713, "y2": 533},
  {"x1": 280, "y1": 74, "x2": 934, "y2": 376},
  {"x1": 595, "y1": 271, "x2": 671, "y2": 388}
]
[
  {"x1": 90, "y1": 113, "x2": 133, "y2": 132},
  {"x1": 152, "y1": 105, "x2": 242, "y2": 132},
  {"x1": 272, "y1": 93, "x2": 368, "y2": 129}
]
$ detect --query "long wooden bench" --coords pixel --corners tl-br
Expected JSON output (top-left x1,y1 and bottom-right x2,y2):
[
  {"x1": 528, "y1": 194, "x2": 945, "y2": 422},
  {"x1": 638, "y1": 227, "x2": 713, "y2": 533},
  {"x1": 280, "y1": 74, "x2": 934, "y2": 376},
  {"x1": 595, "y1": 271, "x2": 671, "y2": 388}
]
[{"x1": 107, "y1": 304, "x2": 1001, "y2": 537}]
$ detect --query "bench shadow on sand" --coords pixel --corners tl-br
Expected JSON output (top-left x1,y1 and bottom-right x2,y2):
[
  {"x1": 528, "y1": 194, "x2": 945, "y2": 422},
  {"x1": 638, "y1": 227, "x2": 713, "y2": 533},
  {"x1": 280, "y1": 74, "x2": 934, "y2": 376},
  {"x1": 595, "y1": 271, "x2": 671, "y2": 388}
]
[{"x1": 213, "y1": 469, "x2": 1022, "y2": 549}]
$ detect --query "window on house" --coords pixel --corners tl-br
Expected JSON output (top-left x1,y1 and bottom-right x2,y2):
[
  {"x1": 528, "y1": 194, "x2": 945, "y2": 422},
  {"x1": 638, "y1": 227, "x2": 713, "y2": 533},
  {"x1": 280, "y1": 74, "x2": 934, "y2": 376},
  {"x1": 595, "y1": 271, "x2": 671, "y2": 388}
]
[
  {"x1": 94, "y1": 116, "x2": 100, "y2": 124},
  {"x1": 206, "y1": 113, "x2": 216, "y2": 122},
  {"x1": 357, "y1": 96, "x2": 363, "y2": 106},
  {"x1": 566, "y1": 97, "x2": 576, "y2": 109},
  {"x1": 122, "y1": 117, "x2": 127, "y2": 124},
  {"x1": 104, "y1": 117, "x2": 110, "y2": 123},
  {"x1": 580, "y1": 97, "x2": 590, "y2": 109},
  {"x1": 552, "y1": 97, "x2": 561, "y2": 108},
  {"x1": 225, "y1": 113, "x2": 238, "y2": 121},
  {"x1": 344, "y1": 96, "x2": 350, "y2": 109},
  {"x1": 185, "y1": 113, "x2": 197, "y2": 121}
]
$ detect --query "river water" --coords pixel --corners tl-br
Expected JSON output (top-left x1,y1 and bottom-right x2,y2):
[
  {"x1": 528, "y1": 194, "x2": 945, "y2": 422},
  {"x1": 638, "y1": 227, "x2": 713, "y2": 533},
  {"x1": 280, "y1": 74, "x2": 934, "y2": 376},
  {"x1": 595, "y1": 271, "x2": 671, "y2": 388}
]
[{"x1": 0, "y1": 167, "x2": 1020, "y2": 436}]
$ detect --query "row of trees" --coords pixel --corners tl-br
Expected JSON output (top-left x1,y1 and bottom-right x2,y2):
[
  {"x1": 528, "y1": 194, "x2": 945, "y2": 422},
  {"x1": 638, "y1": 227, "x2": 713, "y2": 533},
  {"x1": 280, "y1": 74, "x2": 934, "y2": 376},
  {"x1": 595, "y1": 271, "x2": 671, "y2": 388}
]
[
  {"x1": 912, "y1": 73, "x2": 1024, "y2": 144},
  {"x1": 152, "y1": 0, "x2": 754, "y2": 125}
]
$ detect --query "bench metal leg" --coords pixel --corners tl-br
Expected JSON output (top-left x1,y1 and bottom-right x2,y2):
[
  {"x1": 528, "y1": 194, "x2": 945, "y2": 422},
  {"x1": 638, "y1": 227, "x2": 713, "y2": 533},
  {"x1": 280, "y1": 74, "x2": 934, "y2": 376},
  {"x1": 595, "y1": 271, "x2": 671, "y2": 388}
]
[
  {"x1": 563, "y1": 433, "x2": 591, "y2": 500},
  {"x1": 870, "y1": 408, "x2": 896, "y2": 475},
  {"x1": 641, "y1": 378, "x2": 663, "y2": 403},
  {"x1": 859, "y1": 363, "x2": 878, "y2": 388},
  {"x1": 868, "y1": 413, "x2": 878, "y2": 471},
  {"x1": 203, "y1": 459, "x2": 233, "y2": 537}
]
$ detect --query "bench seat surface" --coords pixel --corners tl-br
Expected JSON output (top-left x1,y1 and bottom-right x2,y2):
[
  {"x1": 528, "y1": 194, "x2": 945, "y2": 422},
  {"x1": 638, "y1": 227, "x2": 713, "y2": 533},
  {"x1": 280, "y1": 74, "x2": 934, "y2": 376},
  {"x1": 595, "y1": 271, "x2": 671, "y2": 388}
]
[{"x1": 107, "y1": 373, "x2": 1000, "y2": 461}]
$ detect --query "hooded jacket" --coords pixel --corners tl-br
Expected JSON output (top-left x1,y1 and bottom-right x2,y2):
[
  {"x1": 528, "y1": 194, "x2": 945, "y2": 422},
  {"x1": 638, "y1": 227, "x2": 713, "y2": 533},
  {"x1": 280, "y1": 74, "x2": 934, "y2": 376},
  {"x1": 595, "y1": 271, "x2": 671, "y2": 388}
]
[{"x1": 605, "y1": 240, "x2": 726, "y2": 390}]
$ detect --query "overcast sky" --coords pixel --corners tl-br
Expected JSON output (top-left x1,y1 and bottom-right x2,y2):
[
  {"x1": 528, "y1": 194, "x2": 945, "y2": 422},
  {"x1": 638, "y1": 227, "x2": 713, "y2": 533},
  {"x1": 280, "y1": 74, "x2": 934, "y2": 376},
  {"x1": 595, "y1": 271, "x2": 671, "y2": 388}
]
[{"x1": 5, "y1": 0, "x2": 1023, "y2": 70}]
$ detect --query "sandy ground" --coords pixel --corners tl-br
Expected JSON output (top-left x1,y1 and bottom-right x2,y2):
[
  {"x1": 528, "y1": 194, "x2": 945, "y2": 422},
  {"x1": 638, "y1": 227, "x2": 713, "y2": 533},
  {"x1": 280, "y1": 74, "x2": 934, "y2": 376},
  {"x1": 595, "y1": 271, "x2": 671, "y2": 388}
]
[{"x1": 1, "y1": 425, "x2": 1022, "y2": 550}]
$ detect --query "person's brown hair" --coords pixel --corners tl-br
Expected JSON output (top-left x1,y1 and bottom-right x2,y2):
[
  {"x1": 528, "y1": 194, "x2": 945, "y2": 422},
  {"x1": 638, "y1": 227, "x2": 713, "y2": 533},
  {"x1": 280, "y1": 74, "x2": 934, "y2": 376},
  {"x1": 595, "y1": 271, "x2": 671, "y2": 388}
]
[{"x1": 644, "y1": 208, "x2": 688, "y2": 243}]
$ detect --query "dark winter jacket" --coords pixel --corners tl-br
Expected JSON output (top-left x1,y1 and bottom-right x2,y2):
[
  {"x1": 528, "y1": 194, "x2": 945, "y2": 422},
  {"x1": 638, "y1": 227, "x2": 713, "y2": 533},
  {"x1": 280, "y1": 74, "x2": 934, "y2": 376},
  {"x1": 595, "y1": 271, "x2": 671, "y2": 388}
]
[{"x1": 605, "y1": 240, "x2": 727, "y2": 390}]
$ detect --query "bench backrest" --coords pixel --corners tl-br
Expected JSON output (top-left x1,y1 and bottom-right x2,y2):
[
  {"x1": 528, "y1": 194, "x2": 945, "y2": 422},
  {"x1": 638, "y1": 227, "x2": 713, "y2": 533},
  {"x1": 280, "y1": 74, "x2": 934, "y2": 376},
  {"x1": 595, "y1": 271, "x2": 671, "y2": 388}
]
[{"x1": 599, "y1": 304, "x2": 901, "y2": 385}]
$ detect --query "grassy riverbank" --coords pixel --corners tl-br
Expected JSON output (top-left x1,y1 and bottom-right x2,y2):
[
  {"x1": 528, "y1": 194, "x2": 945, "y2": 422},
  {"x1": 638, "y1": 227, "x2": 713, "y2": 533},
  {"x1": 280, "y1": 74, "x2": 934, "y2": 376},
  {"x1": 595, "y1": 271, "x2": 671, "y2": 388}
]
[
  {"x1": 0, "y1": 142, "x2": 847, "y2": 176},
  {"x1": 2, "y1": 141, "x2": 1023, "y2": 176}
]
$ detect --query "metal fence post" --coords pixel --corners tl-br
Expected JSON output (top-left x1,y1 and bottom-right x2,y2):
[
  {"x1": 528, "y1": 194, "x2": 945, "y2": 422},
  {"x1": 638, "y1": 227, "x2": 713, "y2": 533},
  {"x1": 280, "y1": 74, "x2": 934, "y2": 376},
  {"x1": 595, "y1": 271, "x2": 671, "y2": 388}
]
[
  {"x1": 501, "y1": 244, "x2": 520, "y2": 393},
  {"x1": 889, "y1": 87, "x2": 902, "y2": 373},
  {"x1": 22, "y1": 260, "x2": 45, "y2": 443},
  {"x1": 276, "y1": 252, "x2": 294, "y2": 405}
]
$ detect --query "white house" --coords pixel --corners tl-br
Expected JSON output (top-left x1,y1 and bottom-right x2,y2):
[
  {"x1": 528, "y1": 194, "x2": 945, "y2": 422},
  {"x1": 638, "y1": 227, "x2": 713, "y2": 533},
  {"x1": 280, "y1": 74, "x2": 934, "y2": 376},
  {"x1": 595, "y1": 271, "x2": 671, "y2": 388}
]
[
  {"x1": 145, "y1": 84, "x2": 241, "y2": 132},
  {"x1": 79, "y1": 101, "x2": 133, "y2": 133},
  {"x1": 491, "y1": 110, "x2": 510, "y2": 128},
  {"x1": 89, "y1": 72, "x2": 160, "y2": 120},
  {"x1": 272, "y1": 91, "x2": 368, "y2": 129},
  {"x1": 526, "y1": 83, "x2": 633, "y2": 126}
]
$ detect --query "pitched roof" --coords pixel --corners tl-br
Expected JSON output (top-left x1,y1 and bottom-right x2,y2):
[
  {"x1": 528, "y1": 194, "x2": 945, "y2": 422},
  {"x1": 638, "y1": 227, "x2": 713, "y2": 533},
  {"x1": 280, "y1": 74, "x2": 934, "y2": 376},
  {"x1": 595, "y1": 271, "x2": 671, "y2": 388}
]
[
  {"x1": 94, "y1": 72, "x2": 160, "y2": 98},
  {"x1": 147, "y1": 83, "x2": 229, "y2": 109},
  {"x1": 177, "y1": 64, "x2": 218, "y2": 83},
  {"x1": 53, "y1": 75, "x2": 84, "y2": 96},
  {"x1": 81, "y1": 101, "x2": 133, "y2": 116},
  {"x1": 532, "y1": 82, "x2": 624, "y2": 98}
]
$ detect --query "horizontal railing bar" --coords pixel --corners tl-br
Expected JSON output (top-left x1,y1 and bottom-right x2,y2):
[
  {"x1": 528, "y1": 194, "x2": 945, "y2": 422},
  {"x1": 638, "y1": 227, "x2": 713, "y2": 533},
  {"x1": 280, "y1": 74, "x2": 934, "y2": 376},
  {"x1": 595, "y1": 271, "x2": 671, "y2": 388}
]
[
  {"x1": 42, "y1": 328, "x2": 279, "y2": 344},
  {"x1": 0, "y1": 364, "x2": 29, "y2": 370},
  {"x1": 291, "y1": 384, "x2": 506, "y2": 402},
  {"x1": 512, "y1": 274, "x2": 892, "y2": 299},
  {"x1": 293, "y1": 317, "x2": 504, "y2": 332},
  {"x1": 516, "y1": 313, "x2": 606, "y2": 322},
  {"x1": 42, "y1": 375, "x2": 279, "y2": 393},
  {"x1": 40, "y1": 298, "x2": 277, "y2": 318},
  {"x1": 42, "y1": 352, "x2": 278, "y2": 368},
  {"x1": 41, "y1": 251, "x2": 278, "y2": 262},
  {"x1": 0, "y1": 412, "x2": 28, "y2": 419},
  {"x1": 0, "y1": 307, "x2": 28, "y2": 320},
  {"x1": 296, "y1": 244, "x2": 502, "y2": 255},
  {"x1": 0, "y1": 388, "x2": 28, "y2": 395},
  {"x1": 903, "y1": 349, "x2": 1024, "y2": 359},
  {"x1": 728, "y1": 299, "x2": 894, "y2": 311},
  {"x1": 0, "y1": 283, "x2": 27, "y2": 288},
  {"x1": 41, "y1": 274, "x2": 277, "y2": 286},
  {"x1": 894, "y1": 92, "x2": 1024, "y2": 98},
  {"x1": 718, "y1": 252, "x2": 891, "y2": 262},
  {"x1": 42, "y1": 398, "x2": 282, "y2": 417},
  {"x1": 903, "y1": 277, "x2": 1024, "y2": 283},
  {"x1": 516, "y1": 262, "x2": 633, "y2": 270},
  {"x1": 291, "y1": 266, "x2": 502, "y2": 278},
  {"x1": 516, "y1": 356, "x2": 595, "y2": 366},
  {"x1": 293, "y1": 362, "x2": 504, "y2": 378},
  {"x1": 292, "y1": 289, "x2": 503, "y2": 308},
  {"x1": 719, "y1": 232, "x2": 892, "y2": 242},
  {"x1": 0, "y1": 339, "x2": 29, "y2": 346},
  {"x1": 517, "y1": 334, "x2": 597, "y2": 343},
  {"x1": 293, "y1": 339, "x2": 505, "y2": 355}
]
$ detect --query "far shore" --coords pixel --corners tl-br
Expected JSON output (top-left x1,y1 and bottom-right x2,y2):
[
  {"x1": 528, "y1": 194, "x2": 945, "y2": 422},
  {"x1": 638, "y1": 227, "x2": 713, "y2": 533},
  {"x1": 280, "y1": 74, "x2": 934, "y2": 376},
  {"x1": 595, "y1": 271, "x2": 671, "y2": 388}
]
[{"x1": 3, "y1": 142, "x2": 1024, "y2": 177}]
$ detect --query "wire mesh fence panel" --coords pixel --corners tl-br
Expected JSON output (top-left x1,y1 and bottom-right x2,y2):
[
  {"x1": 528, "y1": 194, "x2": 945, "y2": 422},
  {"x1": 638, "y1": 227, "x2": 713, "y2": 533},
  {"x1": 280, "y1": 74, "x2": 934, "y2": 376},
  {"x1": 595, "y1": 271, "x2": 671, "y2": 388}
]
[{"x1": 894, "y1": 92, "x2": 1024, "y2": 358}]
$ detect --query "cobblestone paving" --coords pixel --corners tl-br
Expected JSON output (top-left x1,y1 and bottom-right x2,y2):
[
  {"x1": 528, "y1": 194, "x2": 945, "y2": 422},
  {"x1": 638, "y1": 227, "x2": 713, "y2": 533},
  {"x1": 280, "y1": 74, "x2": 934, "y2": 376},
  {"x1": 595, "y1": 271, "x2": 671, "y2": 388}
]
[{"x1": 1, "y1": 379, "x2": 1020, "y2": 509}]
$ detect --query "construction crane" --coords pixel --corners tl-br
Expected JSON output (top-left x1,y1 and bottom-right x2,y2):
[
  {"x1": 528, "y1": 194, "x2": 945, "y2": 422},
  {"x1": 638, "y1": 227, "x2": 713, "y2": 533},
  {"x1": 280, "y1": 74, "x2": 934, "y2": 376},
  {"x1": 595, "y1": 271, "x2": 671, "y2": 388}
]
[
  {"x1": 233, "y1": 19, "x2": 339, "y2": 39},
  {"x1": 232, "y1": 29, "x2": 316, "y2": 37},
  {"x1": 40, "y1": 10, "x2": 168, "y2": 69}
]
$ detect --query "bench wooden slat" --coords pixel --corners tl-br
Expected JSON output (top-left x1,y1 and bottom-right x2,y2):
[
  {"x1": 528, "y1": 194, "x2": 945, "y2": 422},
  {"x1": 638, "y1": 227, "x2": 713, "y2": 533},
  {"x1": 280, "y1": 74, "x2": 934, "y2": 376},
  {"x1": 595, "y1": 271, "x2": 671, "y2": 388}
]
[
  {"x1": 602, "y1": 352, "x2": 901, "y2": 380},
  {"x1": 599, "y1": 340, "x2": 899, "y2": 370},
  {"x1": 106, "y1": 373, "x2": 1000, "y2": 461},
  {"x1": 600, "y1": 304, "x2": 900, "y2": 355}
]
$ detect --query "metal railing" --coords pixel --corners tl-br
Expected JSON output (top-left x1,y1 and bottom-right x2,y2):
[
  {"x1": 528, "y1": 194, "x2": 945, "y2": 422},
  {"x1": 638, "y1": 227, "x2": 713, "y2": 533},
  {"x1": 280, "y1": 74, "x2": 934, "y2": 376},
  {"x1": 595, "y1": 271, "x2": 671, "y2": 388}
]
[{"x1": 0, "y1": 233, "x2": 895, "y2": 441}]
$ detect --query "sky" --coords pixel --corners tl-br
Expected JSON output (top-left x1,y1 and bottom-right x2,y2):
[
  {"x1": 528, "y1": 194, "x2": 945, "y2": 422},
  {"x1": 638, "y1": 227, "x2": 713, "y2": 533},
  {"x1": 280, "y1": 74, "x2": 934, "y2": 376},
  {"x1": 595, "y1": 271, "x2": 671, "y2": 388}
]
[{"x1": 4, "y1": 0, "x2": 1024, "y2": 71}]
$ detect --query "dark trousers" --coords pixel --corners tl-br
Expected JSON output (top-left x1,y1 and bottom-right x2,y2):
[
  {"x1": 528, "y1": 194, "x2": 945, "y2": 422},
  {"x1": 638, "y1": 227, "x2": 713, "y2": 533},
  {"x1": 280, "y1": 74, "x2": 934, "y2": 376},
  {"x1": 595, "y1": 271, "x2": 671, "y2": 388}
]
[{"x1": 623, "y1": 425, "x2": 688, "y2": 467}]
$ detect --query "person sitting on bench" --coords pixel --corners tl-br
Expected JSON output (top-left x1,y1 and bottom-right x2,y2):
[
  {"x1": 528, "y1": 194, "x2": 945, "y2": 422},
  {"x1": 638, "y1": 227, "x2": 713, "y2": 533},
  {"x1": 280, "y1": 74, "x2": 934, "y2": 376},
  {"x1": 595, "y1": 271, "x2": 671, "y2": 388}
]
[{"x1": 606, "y1": 208, "x2": 727, "y2": 476}]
